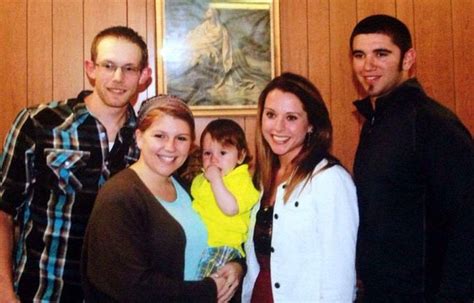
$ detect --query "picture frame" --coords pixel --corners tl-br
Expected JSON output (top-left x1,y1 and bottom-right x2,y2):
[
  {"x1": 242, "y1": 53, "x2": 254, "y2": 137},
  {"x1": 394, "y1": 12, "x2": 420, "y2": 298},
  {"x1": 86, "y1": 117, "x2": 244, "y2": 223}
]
[{"x1": 156, "y1": 0, "x2": 280, "y2": 116}]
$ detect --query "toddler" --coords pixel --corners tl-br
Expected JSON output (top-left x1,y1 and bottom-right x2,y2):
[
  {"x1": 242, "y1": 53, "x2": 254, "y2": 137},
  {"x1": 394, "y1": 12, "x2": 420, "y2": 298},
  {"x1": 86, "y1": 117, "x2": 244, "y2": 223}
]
[{"x1": 191, "y1": 119, "x2": 260, "y2": 279}]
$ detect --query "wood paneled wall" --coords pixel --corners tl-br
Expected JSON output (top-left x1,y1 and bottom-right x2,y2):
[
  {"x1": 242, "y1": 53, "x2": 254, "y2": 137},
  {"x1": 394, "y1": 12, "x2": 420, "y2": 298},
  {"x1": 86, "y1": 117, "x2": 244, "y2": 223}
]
[{"x1": 1, "y1": 0, "x2": 472, "y2": 171}]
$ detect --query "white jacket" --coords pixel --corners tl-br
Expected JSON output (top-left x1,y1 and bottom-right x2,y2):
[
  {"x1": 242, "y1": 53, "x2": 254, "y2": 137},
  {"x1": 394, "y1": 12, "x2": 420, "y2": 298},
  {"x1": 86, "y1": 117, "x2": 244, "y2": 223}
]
[{"x1": 242, "y1": 160, "x2": 359, "y2": 302}]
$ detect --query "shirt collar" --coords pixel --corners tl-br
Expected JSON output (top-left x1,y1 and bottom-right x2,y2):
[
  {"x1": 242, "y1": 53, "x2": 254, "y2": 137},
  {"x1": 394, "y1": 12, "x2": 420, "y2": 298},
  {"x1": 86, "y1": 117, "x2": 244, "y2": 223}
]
[
  {"x1": 225, "y1": 163, "x2": 249, "y2": 179},
  {"x1": 118, "y1": 106, "x2": 137, "y2": 144},
  {"x1": 353, "y1": 78, "x2": 424, "y2": 120},
  {"x1": 71, "y1": 90, "x2": 138, "y2": 142}
]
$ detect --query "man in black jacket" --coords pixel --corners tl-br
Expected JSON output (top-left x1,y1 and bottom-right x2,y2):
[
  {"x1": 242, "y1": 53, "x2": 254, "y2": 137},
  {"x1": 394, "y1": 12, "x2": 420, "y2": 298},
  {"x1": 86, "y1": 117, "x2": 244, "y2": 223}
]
[{"x1": 350, "y1": 14, "x2": 474, "y2": 302}]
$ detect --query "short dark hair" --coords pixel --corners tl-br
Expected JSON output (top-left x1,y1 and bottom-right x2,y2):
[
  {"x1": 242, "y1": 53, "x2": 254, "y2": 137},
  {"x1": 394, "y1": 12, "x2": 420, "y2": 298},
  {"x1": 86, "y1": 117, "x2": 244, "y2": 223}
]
[
  {"x1": 350, "y1": 14, "x2": 412, "y2": 56},
  {"x1": 91, "y1": 26, "x2": 148, "y2": 69},
  {"x1": 200, "y1": 119, "x2": 251, "y2": 164}
]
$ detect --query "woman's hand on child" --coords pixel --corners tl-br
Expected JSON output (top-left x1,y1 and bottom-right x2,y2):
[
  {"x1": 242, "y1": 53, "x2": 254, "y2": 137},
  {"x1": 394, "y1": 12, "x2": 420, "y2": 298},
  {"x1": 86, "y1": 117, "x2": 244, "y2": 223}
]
[
  {"x1": 214, "y1": 262, "x2": 244, "y2": 302},
  {"x1": 210, "y1": 273, "x2": 228, "y2": 301}
]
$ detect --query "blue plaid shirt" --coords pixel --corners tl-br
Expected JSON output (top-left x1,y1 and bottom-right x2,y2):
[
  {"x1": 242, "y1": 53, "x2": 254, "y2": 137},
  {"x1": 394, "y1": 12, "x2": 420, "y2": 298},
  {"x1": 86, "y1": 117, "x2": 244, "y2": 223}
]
[{"x1": 0, "y1": 91, "x2": 139, "y2": 302}]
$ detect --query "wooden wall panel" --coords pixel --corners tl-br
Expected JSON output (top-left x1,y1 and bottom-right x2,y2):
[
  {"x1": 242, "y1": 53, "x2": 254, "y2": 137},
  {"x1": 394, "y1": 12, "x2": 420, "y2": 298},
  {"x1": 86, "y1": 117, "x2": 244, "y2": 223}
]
[
  {"x1": 194, "y1": 117, "x2": 214, "y2": 146},
  {"x1": 279, "y1": 0, "x2": 308, "y2": 75},
  {"x1": 452, "y1": 0, "x2": 474, "y2": 132},
  {"x1": 328, "y1": 0, "x2": 359, "y2": 170},
  {"x1": 307, "y1": 0, "x2": 331, "y2": 106},
  {"x1": 28, "y1": 0, "x2": 53, "y2": 106},
  {"x1": 357, "y1": 0, "x2": 396, "y2": 18},
  {"x1": 396, "y1": 0, "x2": 416, "y2": 75},
  {"x1": 53, "y1": 0, "x2": 84, "y2": 101},
  {"x1": 146, "y1": 0, "x2": 157, "y2": 101},
  {"x1": 128, "y1": 0, "x2": 147, "y2": 42},
  {"x1": 413, "y1": 0, "x2": 455, "y2": 110},
  {"x1": 128, "y1": 0, "x2": 148, "y2": 104},
  {"x1": 396, "y1": 0, "x2": 415, "y2": 44},
  {"x1": 0, "y1": 0, "x2": 27, "y2": 146}
]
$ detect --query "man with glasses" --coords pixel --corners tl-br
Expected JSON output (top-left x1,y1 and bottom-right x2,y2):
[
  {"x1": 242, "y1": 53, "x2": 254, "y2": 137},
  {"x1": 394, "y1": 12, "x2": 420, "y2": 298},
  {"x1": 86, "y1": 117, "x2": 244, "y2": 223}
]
[{"x1": 0, "y1": 26, "x2": 151, "y2": 302}]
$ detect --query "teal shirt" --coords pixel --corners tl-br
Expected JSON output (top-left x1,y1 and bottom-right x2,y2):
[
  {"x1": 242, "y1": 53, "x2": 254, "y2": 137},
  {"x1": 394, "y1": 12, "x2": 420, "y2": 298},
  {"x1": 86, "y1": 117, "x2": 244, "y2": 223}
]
[{"x1": 158, "y1": 177, "x2": 208, "y2": 281}]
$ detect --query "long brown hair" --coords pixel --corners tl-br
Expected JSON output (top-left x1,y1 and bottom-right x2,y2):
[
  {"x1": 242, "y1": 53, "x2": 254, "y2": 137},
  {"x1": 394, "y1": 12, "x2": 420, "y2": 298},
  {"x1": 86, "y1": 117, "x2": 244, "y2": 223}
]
[{"x1": 254, "y1": 72, "x2": 339, "y2": 202}]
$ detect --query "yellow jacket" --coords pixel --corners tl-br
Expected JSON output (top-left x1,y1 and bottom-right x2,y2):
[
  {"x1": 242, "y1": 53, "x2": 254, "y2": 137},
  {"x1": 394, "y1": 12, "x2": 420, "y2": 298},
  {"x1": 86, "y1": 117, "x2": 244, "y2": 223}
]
[{"x1": 191, "y1": 164, "x2": 260, "y2": 255}]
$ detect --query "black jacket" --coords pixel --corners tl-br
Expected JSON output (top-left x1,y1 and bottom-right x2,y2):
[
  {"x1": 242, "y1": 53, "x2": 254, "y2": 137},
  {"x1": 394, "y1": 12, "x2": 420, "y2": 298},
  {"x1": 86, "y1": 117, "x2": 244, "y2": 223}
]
[{"x1": 353, "y1": 78, "x2": 474, "y2": 300}]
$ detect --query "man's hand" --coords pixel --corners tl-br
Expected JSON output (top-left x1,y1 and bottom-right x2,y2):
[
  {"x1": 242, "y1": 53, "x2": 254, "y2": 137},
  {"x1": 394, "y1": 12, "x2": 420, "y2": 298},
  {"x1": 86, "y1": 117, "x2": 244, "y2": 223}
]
[
  {"x1": 0, "y1": 291, "x2": 20, "y2": 303},
  {"x1": 0, "y1": 212, "x2": 19, "y2": 303},
  {"x1": 0, "y1": 211, "x2": 18, "y2": 303},
  {"x1": 210, "y1": 273, "x2": 228, "y2": 301}
]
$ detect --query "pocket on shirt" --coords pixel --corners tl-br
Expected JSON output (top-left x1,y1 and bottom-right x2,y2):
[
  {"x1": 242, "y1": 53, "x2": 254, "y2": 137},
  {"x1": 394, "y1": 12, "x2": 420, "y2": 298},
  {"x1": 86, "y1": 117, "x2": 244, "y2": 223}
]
[
  {"x1": 283, "y1": 195, "x2": 317, "y2": 240},
  {"x1": 44, "y1": 148, "x2": 91, "y2": 193}
]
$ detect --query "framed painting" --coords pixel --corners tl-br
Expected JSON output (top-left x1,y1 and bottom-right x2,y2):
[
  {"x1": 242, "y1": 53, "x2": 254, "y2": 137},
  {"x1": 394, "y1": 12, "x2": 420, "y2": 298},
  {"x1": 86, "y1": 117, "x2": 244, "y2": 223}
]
[{"x1": 156, "y1": 0, "x2": 280, "y2": 116}]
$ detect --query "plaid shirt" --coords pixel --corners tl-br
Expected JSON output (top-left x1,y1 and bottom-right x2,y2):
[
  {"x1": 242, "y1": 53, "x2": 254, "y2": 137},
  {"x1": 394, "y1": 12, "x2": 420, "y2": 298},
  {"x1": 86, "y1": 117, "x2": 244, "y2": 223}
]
[{"x1": 0, "y1": 91, "x2": 139, "y2": 302}]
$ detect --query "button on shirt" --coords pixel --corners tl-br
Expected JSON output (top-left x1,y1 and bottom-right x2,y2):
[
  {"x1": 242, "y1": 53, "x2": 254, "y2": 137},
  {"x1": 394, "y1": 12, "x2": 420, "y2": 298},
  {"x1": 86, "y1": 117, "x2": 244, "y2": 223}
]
[{"x1": 0, "y1": 91, "x2": 139, "y2": 301}]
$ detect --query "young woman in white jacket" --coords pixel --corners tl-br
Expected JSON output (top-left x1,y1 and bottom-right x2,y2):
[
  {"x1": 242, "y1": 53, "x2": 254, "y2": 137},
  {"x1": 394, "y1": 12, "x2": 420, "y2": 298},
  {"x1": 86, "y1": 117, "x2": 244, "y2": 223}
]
[{"x1": 242, "y1": 72, "x2": 359, "y2": 302}]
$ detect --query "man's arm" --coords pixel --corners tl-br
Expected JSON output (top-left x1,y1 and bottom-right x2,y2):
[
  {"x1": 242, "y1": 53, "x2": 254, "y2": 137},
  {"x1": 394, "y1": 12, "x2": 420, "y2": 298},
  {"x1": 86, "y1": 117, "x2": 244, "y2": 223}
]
[
  {"x1": 0, "y1": 108, "x2": 35, "y2": 303},
  {"x1": 420, "y1": 109, "x2": 474, "y2": 300},
  {"x1": 0, "y1": 211, "x2": 19, "y2": 303}
]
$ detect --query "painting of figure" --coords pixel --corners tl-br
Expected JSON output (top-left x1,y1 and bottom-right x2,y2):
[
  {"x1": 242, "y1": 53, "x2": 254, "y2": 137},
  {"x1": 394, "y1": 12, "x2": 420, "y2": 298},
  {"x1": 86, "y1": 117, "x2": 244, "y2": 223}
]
[{"x1": 160, "y1": 0, "x2": 278, "y2": 108}]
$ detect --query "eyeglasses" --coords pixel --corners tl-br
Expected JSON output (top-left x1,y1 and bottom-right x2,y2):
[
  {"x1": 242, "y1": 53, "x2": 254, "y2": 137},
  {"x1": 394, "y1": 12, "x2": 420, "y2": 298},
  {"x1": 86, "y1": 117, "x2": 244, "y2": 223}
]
[{"x1": 94, "y1": 62, "x2": 141, "y2": 78}]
